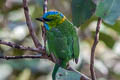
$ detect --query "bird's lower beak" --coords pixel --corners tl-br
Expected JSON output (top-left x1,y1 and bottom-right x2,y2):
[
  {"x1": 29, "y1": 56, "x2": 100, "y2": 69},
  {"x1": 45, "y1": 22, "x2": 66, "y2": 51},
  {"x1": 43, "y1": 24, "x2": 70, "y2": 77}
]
[{"x1": 36, "y1": 17, "x2": 45, "y2": 22}]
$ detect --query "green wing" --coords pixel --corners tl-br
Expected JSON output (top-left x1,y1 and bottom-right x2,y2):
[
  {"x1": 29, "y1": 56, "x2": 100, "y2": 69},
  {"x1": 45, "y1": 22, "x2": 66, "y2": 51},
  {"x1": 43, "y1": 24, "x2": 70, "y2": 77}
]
[
  {"x1": 67, "y1": 31, "x2": 79, "y2": 63},
  {"x1": 73, "y1": 33, "x2": 79, "y2": 63},
  {"x1": 46, "y1": 28, "x2": 72, "y2": 61},
  {"x1": 58, "y1": 19, "x2": 80, "y2": 62}
]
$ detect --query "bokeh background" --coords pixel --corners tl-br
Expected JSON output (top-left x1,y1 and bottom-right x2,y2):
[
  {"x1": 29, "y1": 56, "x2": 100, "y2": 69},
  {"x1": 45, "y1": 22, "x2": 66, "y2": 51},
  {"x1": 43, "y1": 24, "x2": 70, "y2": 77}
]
[{"x1": 0, "y1": 0, "x2": 120, "y2": 80}]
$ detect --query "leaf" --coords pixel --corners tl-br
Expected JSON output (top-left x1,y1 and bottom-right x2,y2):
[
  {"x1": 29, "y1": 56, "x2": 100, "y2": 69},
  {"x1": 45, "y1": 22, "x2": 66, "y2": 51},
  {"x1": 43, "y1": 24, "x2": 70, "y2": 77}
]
[
  {"x1": 96, "y1": 0, "x2": 120, "y2": 25},
  {"x1": 80, "y1": 16, "x2": 97, "y2": 30},
  {"x1": 92, "y1": 32, "x2": 115, "y2": 48},
  {"x1": 56, "y1": 67, "x2": 90, "y2": 80},
  {"x1": 100, "y1": 32, "x2": 115, "y2": 48},
  {"x1": 72, "y1": 0, "x2": 96, "y2": 27},
  {"x1": 104, "y1": 20, "x2": 120, "y2": 35}
]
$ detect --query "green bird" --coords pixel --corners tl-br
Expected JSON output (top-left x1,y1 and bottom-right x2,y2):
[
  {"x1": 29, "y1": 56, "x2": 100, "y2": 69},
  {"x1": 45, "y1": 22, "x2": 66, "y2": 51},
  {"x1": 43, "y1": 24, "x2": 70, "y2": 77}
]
[{"x1": 36, "y1": 11, "x2": 79, "y2": 80}]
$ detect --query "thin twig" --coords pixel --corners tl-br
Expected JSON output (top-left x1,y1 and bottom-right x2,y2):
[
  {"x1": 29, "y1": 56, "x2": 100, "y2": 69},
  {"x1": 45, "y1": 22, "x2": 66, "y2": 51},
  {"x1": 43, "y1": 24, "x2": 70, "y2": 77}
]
[
  {"x1": 0, "y1": 40, "x2": 44, "y2": 53},
  {"x1": 0, "y1": 40, "x2": 54, "y2": 61},
  {"x1": 42, "y1": 0, "x2": 48, "y2": 48},
  {"x1": 43, "y1": 0, "x2": 48, "y2": 13},
  {"x1": 0, "y1": 55, "x2": 52, "y2": 61},
  {"x1": 0, "y1": 40, "x2": 53, "y2": 62},
  {"x1": 67, "y1": 66, "x2": 91, "y2": 80},
  {"x1": 90, "y1": 17, "x2": 102, "y2": 80},
  {"x1": 23, "y1": 0, "x2": 42, "y2": 48}
]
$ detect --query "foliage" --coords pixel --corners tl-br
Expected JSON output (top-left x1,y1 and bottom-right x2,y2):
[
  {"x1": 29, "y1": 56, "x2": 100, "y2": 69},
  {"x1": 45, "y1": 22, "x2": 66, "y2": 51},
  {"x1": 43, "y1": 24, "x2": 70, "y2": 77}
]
[
  {"x1": 96, "y1": 0, "x2": 120, "y2": 25},
  {"x1": 56, "y1": 68, "x2": 84, "y2": 80},
  {"x1": 72, "y1": 0, "x2": 96, "y2": 27}
]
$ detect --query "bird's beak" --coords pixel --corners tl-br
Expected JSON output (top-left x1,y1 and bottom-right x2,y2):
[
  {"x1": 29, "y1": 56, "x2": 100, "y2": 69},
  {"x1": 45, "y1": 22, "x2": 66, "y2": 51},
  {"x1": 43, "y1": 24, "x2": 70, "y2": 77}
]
[{"x1": 36, "y1": 17, "x2": 45, "y2": 22}]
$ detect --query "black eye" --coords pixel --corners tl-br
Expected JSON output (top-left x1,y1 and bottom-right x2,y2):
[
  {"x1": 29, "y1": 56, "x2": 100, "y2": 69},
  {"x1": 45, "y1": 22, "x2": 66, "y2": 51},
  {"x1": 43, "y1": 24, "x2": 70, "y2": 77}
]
[{"x1": 43, "y1": 18, "x2": 52, "y2": 21}]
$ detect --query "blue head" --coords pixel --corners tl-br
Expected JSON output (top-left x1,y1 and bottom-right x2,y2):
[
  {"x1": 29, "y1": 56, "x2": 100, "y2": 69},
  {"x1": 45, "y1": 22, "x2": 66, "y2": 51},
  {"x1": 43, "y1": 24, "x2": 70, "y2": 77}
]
[{"x1": 36, "y1": 11, "x2": 66, "y2": 30}]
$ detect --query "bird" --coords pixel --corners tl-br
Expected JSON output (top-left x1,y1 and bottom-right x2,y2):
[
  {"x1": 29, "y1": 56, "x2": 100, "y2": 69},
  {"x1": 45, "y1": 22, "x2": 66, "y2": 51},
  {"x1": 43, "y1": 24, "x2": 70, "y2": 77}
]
[{"x1": 36, "y1": 11, "x2": 79, "y2": 80}]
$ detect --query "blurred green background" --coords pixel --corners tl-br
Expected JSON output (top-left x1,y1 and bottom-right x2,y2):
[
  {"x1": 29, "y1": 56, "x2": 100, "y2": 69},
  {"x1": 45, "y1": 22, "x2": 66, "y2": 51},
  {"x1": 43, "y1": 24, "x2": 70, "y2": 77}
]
[{"x1": 0, "y1": 0, "x2": 120, "y2": 80}]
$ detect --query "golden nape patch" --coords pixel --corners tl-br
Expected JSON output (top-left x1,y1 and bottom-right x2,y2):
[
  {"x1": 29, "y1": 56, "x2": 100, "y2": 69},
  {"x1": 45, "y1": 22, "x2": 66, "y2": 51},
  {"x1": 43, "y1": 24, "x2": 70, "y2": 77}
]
[{"x1": 59, "y1": 16, "x2": 66, "y2": 24}]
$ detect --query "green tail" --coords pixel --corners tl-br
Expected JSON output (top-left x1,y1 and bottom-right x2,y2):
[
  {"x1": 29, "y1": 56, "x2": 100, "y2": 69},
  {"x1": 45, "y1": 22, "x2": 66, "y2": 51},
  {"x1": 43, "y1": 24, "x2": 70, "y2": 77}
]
[
  {"x1": 52, "y1": 64, "x2": 59, "y2": 80},
  {"x1": 52, "y1": 61, "x2": 67, "y2": 80}
]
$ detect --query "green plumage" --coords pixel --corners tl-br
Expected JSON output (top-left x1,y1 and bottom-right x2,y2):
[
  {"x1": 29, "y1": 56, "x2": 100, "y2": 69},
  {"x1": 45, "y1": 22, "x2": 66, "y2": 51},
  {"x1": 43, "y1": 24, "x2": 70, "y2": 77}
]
[
  {"x1": 47, "y1": 19, "x2": 79, "y2": 62},
  {"x1": 36, "y1": 11, "x2": 79, "y2": 80},
  {"x1": 47, "y1": 20, "x2": 79, "y2": 80}
]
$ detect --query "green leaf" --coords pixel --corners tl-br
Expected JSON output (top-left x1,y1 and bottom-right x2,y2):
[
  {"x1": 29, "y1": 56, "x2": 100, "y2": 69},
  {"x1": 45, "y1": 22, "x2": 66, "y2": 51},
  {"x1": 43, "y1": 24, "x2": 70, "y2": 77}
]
[
  {"x1": 96, "y1": 0, "x2": 120, "y2": 25},
  {"x1": 80, "y1": 16, "x2": 97, "y2": 30},
  {"x1": 56, "y1": 67, "x2": 90, "y2": 80},
  {"x1": 72, "y1": 0, "x2": 96, "y2": 27},
  {"x1": 100, "y1": 32, "x2": 115, "y2": 48},
  {"x1": 104, "y1": 20, "x2": 120, "y2": 35},
  {"x1": 92, "y1": 32, "x2": 115, "y2": 48}
]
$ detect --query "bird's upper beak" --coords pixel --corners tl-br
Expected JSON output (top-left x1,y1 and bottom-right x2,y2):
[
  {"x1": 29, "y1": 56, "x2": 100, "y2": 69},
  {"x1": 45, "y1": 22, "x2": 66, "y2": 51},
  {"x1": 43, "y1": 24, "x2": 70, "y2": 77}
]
[{"x1": 36, "y1": 17, "x2": 45, "y2": 22}]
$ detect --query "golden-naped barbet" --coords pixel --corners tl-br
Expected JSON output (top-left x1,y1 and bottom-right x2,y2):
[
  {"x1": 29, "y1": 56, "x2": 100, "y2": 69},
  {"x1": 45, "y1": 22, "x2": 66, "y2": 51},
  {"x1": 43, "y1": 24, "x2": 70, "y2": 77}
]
[{"x1": 36, "y1": 11, "x2": 79, "y2": 80}]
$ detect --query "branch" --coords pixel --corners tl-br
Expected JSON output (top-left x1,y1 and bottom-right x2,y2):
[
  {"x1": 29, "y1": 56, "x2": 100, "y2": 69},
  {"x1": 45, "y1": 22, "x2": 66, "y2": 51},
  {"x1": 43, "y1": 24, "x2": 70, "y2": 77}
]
[
  {"x1": 23, "y1": 0, "x2": 42, "y2": 48},
  {"x1": 0, "y1": 40, "x2": 44, "y2": 53},
  {"x1": 0, "y1": 55, "x2": 52, "y2": 60},
  {"x1": 90, "y1": 17, "x2": 102, "y2": 80},
  {"x1": 42, "y1": 0, "x2": 48, "y2": 48},
  {"x1": 0, "y1": 39, "x2": 56, "y2": 62},
  {"x1": 43, "y1": 0, "x2": 48, "y2": 13},
  {"x1": 67, "y1": 66, "x2": 91, "y2": 80}
]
